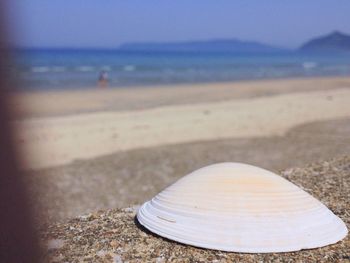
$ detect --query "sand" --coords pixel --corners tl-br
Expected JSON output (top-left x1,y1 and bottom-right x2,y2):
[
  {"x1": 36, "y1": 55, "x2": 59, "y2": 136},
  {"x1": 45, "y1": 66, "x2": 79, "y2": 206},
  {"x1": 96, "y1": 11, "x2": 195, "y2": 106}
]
[
  {"x1": 39, "y1": 156, "x2": 350, "y2": 262},
  {"x1": 11, "y1": 76, "x2": 350, "y2": 118},
  {"x1": 17, "y1": 77, "x2": 350, "y2": 260},
  {"x1": 12, "y1": 77, "x2": 350, "y2": 170},
  {"x1": 26, "y1": 118, "x2": 350, "y2": 222}
]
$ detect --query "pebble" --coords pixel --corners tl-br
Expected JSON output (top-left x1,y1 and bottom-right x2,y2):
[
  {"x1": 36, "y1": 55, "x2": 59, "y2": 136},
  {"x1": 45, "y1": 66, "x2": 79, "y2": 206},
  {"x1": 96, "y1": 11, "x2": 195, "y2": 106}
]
[{"x1": 47, "y1": 239, "x2": 65, "y2": 250}]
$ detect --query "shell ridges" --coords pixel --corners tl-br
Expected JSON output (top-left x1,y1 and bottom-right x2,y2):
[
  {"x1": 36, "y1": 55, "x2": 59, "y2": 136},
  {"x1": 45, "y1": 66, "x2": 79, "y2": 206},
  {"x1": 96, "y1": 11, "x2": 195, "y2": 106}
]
[{"x1": 137, "y1": 163, "x2": 348, "y2": 252}]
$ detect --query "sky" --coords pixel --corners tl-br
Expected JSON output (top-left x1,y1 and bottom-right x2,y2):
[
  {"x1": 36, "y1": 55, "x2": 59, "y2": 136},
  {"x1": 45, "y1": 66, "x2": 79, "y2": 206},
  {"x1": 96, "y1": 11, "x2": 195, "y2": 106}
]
[{"x1": 6, "y1": 0, "x2": 350, "y2": 49}]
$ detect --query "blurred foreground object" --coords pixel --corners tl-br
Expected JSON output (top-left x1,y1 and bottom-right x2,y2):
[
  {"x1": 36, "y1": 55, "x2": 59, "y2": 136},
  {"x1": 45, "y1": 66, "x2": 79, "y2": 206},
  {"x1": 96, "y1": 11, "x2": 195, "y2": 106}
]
[{"x1": 0, "y1": 2, "x2": 40, "y2": 262}]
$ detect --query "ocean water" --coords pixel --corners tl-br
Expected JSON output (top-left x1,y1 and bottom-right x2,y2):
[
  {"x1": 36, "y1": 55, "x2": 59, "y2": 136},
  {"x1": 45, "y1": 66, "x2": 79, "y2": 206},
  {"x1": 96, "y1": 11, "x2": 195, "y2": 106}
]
[{"x1": 11, "y1": 49, "x2": 350, "y2": 90}]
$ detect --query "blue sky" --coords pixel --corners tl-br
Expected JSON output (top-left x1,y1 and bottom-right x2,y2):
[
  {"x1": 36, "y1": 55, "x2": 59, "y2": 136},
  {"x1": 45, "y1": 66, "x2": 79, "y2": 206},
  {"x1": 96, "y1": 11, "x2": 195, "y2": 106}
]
[{"x1": 7, "y1": 0, "x2": 350, "y2": 49}]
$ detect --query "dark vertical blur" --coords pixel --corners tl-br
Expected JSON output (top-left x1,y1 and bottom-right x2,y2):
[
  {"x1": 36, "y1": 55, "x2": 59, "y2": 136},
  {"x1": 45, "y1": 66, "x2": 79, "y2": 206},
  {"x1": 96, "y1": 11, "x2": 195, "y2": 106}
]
[{"x1": 0, "y1": 1, "x2": 40, "y2": 262}]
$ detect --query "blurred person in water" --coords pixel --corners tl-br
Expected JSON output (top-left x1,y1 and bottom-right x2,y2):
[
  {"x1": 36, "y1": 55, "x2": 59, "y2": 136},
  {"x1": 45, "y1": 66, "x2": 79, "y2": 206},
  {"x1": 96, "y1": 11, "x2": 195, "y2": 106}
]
[{"x1": 98, "y1": 70, "x2": 109, "y2": 88}]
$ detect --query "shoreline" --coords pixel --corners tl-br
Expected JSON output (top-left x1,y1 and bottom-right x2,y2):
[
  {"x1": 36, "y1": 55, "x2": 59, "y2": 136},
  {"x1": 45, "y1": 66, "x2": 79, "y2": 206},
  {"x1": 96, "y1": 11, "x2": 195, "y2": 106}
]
[
  {"x1": 13, "y1": 74, "x2": 350, "y2": 92},
  {"x1": 10, "y1": 76, "x2": 350, "y2": 118}
]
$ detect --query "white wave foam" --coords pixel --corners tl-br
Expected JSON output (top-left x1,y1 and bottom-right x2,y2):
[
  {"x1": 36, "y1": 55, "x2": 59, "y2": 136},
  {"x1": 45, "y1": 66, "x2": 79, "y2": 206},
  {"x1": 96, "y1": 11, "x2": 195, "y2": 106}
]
[
  {"x1": 101, "y1": 66, "x2": 111, "y2": 71},
  {"x1": 123, "y1": 65, "x2": 136, "y2": 71},
  {"x1": 52, "y1": 66, "x2": 66, "y2": 72},
  {"x1": 76, "y1": 66, "x2": 94, "y2": 72},
  {"x1": 303, "y1": 62, "x2": 317, "y2": 69},
  {"x1": 31, "y1": 66, "x2": 50, "y2": 73}
]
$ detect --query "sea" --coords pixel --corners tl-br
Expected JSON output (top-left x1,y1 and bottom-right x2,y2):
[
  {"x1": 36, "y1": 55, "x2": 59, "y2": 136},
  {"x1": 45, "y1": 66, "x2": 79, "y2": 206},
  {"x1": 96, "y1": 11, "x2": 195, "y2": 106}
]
[{"x1": 10, "y1": 49, "x2": 350, "y2": 90}]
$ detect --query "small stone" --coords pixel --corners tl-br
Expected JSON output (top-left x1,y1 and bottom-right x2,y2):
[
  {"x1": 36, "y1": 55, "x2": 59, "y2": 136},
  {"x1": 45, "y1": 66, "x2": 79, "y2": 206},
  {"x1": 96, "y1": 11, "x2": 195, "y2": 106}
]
[
  {"x1": 156, "y1": 257, "x2": 165, "y2": 263},
  {"x1": 47, "y1": 239, "x2": 65, "y2": 250},
  {"x1": 113, "y1": 254, "x2": 123, "y2": 263},
  {"x1": 122, "y1": 207, "x2": 134, "y2": 213},
  {"x1": 122, "y1": 205, "x2": 140, "y2": 213},
  {"x1": 110, "y1": 240, "x2": 119, "y2": 248},
  {"x1": 97, "y1": 250, "x2": 107, "y2": 257},
  {"x1": 78, "y1": 214, "x2": 93, "y2": 221}
]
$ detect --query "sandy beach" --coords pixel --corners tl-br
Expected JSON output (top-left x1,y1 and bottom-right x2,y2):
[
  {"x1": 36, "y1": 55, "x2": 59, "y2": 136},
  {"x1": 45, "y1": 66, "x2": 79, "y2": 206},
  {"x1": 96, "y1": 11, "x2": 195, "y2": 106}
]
[
  {"x1": 13, "y1": 76, "x2": 349, "y2": 262},
  {"x1": 10, "y1": 76, "x2": 349, "y2": 223},
  {"x1": 11, "y1": 77, "x2": 350, "y2": 170}
]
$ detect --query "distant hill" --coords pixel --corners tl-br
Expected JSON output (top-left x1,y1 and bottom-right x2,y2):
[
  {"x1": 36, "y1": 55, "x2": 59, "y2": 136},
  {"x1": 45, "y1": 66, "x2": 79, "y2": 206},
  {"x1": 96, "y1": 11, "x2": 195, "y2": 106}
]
[
  {"x1": 119, "y1": 39, "x2": 285, "y2": 53},
  {"x1": 300, "y1": 31, "x2": 350, "y2": 52}
]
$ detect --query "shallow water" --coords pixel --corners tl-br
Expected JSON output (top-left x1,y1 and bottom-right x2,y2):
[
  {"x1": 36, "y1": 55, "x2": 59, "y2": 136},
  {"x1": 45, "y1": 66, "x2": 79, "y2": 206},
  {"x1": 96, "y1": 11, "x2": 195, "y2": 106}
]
[{"x1": 11, "y1": 49, "x2": 350, "y2": 90}]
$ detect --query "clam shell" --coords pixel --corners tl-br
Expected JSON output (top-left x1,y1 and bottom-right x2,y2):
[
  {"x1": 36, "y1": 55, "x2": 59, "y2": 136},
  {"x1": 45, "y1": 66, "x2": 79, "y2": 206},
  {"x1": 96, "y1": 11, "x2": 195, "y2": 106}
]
[{"x1": 137, "y1": 163, "x2": 348, "y2": 253}]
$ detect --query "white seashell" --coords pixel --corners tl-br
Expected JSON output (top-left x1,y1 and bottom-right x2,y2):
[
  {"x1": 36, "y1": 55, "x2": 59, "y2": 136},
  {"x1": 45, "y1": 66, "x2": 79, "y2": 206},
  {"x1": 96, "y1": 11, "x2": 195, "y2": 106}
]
[{"x1": 137, "y1": 163, "x2": 348, "y2": 253}]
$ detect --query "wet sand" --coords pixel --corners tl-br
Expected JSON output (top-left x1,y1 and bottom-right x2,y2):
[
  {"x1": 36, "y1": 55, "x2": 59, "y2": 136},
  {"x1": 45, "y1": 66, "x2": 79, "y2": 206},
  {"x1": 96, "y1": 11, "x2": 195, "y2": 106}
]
[{"x1": 11, "y1": 76, "x2": 350, "y2": 118}]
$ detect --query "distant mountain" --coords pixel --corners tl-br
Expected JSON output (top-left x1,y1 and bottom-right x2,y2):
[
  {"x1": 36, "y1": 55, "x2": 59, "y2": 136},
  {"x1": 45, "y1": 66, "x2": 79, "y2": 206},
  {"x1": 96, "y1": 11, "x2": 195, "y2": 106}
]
[
  {"x1": 119, "y1": 39, "x2": 285, "y2": 53},
  {"x1": 300, "y1": 31, "x2": 350, "y2": 52}
]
